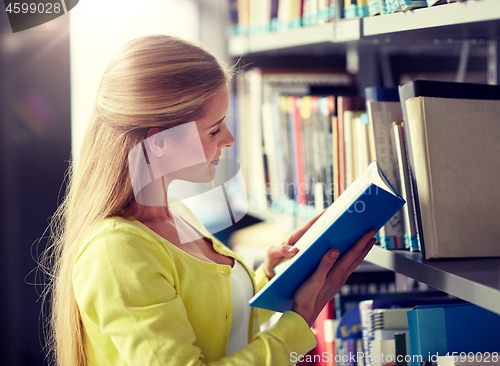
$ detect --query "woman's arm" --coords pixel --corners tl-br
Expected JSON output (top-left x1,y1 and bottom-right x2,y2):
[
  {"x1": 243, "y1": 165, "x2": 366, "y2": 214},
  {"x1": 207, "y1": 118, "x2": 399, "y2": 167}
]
[{"x1": 73, "y1": 225, "x2": 316, "y2": 366}]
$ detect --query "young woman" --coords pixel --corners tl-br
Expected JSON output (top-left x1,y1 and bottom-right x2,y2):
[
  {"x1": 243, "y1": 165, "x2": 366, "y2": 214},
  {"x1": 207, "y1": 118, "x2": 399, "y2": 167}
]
[{"x1": 48, "y1": 35, "x2": 376, "y2": 366}]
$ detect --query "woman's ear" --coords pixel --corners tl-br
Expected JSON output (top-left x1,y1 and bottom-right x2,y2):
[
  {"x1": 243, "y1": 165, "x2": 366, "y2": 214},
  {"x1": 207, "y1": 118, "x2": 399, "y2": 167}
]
[{"x1": 145, "y1": 127, "x2": 166, "y2": 158}]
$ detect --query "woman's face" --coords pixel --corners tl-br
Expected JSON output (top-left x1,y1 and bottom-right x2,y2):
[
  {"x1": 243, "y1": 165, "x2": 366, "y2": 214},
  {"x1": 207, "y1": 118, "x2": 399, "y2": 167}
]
[
  {"x1": 195, "y1": 84, "x2": 235, "y2": 175},
  {"x1": 137, "y1": 83, "x2": 235, "y2": 198}
]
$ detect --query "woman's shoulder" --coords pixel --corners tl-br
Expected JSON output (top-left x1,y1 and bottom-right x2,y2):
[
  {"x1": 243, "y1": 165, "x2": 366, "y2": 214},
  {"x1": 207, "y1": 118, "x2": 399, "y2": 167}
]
[{"x1": 75, "y1": 216, "x2": 172, "y2": 266}]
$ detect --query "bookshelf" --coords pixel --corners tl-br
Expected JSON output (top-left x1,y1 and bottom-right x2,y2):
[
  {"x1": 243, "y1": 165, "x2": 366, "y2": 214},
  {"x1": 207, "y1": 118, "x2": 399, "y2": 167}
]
[
  {"x1": 228, "y1": 0, "x2": 500, "y2": 318},
  {"x1": 365, "y1": 246, "x2": 500, "y2": 316}
]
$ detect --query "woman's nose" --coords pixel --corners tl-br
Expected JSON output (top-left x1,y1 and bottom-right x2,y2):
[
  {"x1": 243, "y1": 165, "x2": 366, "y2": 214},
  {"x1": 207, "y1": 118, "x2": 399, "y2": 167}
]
[{"x1": 221, "y1": 124, "x2": 235, "y2": 148}]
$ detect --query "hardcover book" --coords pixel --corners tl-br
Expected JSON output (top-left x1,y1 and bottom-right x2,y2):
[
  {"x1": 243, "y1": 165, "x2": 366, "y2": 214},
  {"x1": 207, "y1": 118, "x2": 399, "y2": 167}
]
[
  {"x1": 407, "y1": 303, "x2": 500, "y2": 366},
  {"x1": 405, "y1": 97, "x2": 500, "y2": 259},
  {"x1": 249, "y1": 161, "x2": 405, "y2": 312},
  {"x1": 398, "y1": 80, "x2": 500, "y2": 259}
]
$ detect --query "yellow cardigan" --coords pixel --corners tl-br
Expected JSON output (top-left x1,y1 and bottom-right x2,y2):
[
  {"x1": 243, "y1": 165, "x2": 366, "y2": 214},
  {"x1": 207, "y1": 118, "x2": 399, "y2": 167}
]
[{"x1": 73, "y1": 204, "x2": 317, "y2": 366}]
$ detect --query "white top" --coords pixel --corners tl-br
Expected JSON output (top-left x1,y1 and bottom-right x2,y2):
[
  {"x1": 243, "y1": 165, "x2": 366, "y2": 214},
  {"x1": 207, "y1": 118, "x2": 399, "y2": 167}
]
[{"x1": 226, "y1": 260, "x2": 254, "y2": 356}]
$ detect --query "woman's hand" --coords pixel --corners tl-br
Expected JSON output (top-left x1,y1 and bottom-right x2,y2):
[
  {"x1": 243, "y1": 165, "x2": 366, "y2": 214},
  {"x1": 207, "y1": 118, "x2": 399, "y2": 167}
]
[
  {"x1": 290, "y1": 230, "x2": 377, "y2": 327},
  {"x1": 262, "y1": 209, "x2": 327, "y2": 280}
]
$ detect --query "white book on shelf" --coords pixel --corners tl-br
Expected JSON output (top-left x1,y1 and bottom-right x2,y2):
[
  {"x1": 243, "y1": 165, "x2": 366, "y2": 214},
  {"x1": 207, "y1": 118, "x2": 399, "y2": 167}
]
[{"x1": 344, "y1": 110, "x2": 364, "y2": 188}]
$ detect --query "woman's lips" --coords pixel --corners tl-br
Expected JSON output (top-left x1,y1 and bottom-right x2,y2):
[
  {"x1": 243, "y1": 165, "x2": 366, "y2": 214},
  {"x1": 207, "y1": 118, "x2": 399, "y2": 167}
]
[{"x1": 210, "y1": 159, "x2": 219, "y2": 166}]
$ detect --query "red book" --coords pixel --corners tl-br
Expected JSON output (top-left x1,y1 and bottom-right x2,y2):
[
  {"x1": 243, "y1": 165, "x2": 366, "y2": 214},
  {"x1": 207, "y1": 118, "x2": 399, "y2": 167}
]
[{"x1": 313, "y1": 299, "x2": 336, "y2": 365}]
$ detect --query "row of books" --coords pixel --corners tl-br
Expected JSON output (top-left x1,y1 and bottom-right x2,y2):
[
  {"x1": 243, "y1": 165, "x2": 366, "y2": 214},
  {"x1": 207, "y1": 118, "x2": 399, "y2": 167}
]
[
  {"x1": 366, "y1": 0, "x2": 471, "y2": 17},
  {"x1": 234, "y1": 69, "x2": 414, "y2": 251},
  {"x1": 227, "y1": 0, "x2": 473, "y2": 35},
  {"x1": 233, "y1": 69, "x2": 500, "y2": 260},
  {"x1": 311, "y1": 296, "x2": 500, "y2": 366},
  {"x1": 228, "y1": 0, "x2": 336, "y2": 35}
]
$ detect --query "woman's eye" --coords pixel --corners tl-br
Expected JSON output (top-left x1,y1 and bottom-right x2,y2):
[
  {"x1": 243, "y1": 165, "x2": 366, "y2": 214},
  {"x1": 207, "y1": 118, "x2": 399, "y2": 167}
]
[{"x1": 210, "y1": 128, "x2": 221, "y2": 137}]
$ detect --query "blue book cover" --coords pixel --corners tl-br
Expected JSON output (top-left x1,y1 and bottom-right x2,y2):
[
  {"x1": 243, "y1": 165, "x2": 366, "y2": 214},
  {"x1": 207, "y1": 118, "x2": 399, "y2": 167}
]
[
  {"x1": 407, "y1": 303, "x2": 500, "y2": 366},
  {"x1": 365, "y1": 86, "x2": 400, "y2": 102},
  {"x1": 249, "y1": 161, "x2": 405, "y2": 312}
]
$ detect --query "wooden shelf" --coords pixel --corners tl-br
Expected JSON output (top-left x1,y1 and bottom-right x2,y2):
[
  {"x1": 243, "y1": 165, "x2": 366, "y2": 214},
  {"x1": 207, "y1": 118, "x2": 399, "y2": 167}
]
[{"x1": 364, "y1": 245, "x2": 500, "y2": 315}]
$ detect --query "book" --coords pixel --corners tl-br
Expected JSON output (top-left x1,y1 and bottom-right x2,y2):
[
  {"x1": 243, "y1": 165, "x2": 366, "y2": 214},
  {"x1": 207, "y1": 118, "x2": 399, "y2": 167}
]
[
  {"x1": 336, "y1": 305, "x2": 363, "y2": 339},
  {"x1": 392, "y1": 122, "x2": 420, "y2": 251},
  {"x1": 395, "y1": 333, "x2": 408, "y2": 366},
  {"x1": 373, "y1": 328, "x2": 408, "y2": 341},
  {"x1": 354, "y1": 113, "x2": 372, "y2": 179},
  {"x1": 399, "y1": 0, "x2": 427, "y2": 10},
  {"x1": 325, "y1": 318, "x2": 340, "y2": 364},
  {"x1": 368, "y1": 0, "x2": 386, "y2": 15},
  {"x1": 320, "y1": 96, "x2": 336, "y2": 206},
  {"x1": 437, "y1": 355, "x2": 500, "y2": 366},
  {"x1": 344, "y1": 110, "x2": 365, "y2": 187},
  {"x1": 314, "y1": 300, "x2": 337, "y2": 365},
  {"x1": 372, "y1": 308, "x2": 412, "y2": 330},
  {"x1": 249, "y1": 160, "x2": 405, "y2": 312},
  {"x1": 337, "y1": 96, "x2": 365, "y2": 194},
  {"x1": 365, "y1": 86, "x2": 400, "y2": 102},
  {"x1": 407, "y1": 303, "x2": 500, "y2": 366},
  {"x1": 398, "y1": 80, "x2": 500, "y2": 258},
  {"x1": 405, "y1": 97, "x2": 500, "y2": 259},
  {"x1": 371, "y1": 340, "x2": 396, "y2": 366},
  {"x1": 426, "y1": 0, "x2": 446, "y2": 5},
  {"x1": 359, "y1": 297, "x2": 465, "y2": 366},
  {"x1": 289, "y1": 96, "x2": 307, "y2": 206},
  {"x1": 366, "y1": 100, "x2": 405, "y2": 249}
]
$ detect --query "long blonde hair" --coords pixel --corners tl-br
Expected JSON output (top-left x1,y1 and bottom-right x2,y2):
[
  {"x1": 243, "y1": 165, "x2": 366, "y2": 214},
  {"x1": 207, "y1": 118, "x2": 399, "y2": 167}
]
[{"x1": 45, "y1": 35, "x2": 231, "y2": 366}]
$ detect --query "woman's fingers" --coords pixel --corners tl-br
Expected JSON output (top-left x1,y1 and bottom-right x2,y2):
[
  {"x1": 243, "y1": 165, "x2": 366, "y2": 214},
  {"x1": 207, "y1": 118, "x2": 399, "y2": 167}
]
[
  {"x1": 281, "y1": 245, "x2": 299, "y2": 257},
  {"x1": 314, "y1": 249, "x2": 340, "y2": 282},
  {"x1": 333, "y1": 230, "x2": 377, "y2": 273},
  {"x1": 344, "y1": 237, "x2": 376, "y2": 276}
]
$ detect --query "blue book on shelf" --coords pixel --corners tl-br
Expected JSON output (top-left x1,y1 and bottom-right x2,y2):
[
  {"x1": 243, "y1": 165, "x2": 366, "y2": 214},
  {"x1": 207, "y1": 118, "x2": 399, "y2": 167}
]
[
  {"x1": 365, "y1": 86, "x2": 400, "y2": 102},
  {"x1": 337, "y1": 305, "x2": 363, "y2": 339},
  {"x1": 407, "y1": 303, "x2": 500, "y2": 366},
  {"x1": 249, "y1": 161, "x2": 405, "y2": 312}
]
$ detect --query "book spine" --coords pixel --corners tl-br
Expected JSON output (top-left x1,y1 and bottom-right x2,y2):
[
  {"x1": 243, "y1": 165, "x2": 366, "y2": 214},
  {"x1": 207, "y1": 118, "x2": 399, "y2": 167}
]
[
  {"x1": 405, "y1": 98, "x2": 436, "y2": 259},
  {"x1": 345, "y1": 339, "x2": 357, "y2": 366},
  {"x1": 337, "y1": 97, "x2": 348, "y2": 195},
  {"x1": 392, "y1": 122, "x2": 420, "y2": 251}
]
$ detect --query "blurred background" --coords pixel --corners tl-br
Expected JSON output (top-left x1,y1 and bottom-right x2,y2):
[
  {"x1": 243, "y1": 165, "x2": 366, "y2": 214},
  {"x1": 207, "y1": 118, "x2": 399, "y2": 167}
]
[{"x1": 0, "y1": 1, "x2": 230, "y2": 364}]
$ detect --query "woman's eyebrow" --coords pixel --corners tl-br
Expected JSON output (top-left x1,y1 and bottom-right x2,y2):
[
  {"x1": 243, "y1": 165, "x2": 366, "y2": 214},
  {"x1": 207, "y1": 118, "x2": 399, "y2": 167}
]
[{"x1": 209, "y1": 116, "x2": 225, "y2": 129}]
